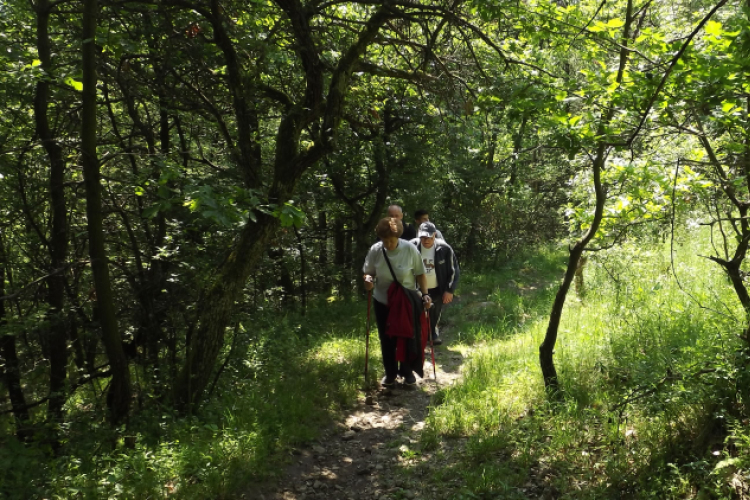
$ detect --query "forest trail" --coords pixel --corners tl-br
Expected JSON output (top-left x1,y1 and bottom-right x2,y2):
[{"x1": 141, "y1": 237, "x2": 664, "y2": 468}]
[{"x1": 252, "y1": 309, "x2": 468, "y2": 500}]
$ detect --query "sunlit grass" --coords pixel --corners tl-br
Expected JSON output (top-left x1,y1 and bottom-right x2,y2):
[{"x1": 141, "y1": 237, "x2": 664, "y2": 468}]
[
  {"x1": 5, "y1": 233, "x2": 750, "y2": 499},
  {"x1": 419, "y1": 233, "x2": 750, "y2": 498}
]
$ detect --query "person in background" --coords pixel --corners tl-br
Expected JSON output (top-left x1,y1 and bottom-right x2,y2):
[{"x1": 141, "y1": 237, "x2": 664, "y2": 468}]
[
  {"x1": 413, "y1": 209, "x2": 444, "y2": 240},
  {"x1": 363, "y1": 217, "x2": 431, "y2": 386},
  {"x1": 409, "y1": 222, "x2": 459, "y2": 346},
  {"x1": 388, "y1": 205, "x2": 417, "y2": 241}
]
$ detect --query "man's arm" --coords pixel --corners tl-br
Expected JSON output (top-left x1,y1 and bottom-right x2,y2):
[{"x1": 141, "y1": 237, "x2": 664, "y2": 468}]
[
  {"x1": 416, "y1": 273, "x2": 428, "y2": 295},
  {"x1": 416, "y1": 274, "x2": 432, "y2": 308},
  {"x1": 443, "y1": 245, "x2": 460, "y2": 304}
]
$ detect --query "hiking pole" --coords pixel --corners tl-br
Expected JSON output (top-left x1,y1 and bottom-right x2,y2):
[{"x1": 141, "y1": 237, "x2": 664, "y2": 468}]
[
  {"x1": 364, "y1": 290, "x2": 372, "y2": 383},
  {"x1": 426, "y1": 307, "x2": 437, "y2": 384}
]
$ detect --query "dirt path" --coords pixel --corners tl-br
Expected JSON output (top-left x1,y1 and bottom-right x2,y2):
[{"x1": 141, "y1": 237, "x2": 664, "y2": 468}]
[{"x1": 251, "y1": 321, "x2": 467, "y2": 500}]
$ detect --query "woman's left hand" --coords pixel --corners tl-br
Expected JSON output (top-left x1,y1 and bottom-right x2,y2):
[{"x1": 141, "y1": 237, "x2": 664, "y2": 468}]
[{"x1": 363, "y1": 274, "x2": 374, "y2": 291}]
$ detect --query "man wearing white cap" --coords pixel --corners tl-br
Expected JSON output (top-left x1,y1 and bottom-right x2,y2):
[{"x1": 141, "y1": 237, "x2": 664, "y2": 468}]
[{"x1": 410, "y1": 222, "x2": 460, "y2": 346}]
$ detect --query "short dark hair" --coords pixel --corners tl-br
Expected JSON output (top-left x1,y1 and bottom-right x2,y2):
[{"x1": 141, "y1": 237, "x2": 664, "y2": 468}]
[{"x1": 414, "y1": 209, "x2": 429, "y2": 220}]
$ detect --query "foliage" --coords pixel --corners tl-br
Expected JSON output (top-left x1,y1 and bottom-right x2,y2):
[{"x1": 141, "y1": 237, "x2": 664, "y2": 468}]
[
  {"x1": 420, "y1": 232, "x2": 750, "y2": 498},
  {"x1": 3, "y1": 0, "x2": 750, "y2": 497},
  {"x1": 0, "y1": 299, "x2": 373, "y2": 499}
]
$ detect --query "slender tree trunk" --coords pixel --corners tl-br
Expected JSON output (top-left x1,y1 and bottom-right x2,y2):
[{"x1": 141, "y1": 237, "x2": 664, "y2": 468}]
[
  {"x1": 318, "y1": 211, "x2": 328, "y2": 266},
  {"x1": 539, "y1": 0, "x2": 634, "y2": 392},
  {"x1": 0, "y1": 236, "x2": 32, "y2": 440},
  {"x1": 295, "y1": 227, "x2": 307, "y2": 314},
  {"x1": 81, "y1": 0, "x2": 131, "y2": 423},
  {"x1": 35, "y1": 0, "x2": 70, "y2": 423},
  {"x1": 697, "y1": 130, "x2": 750, "y2": 335},
  {"x1": 335, "y1": 221, "x2": 346, "y2": 266}
]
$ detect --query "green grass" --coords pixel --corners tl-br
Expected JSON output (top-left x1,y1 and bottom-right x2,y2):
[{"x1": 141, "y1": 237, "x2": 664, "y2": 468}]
[
  {"x1": 415, "y1": 234, "x2": 750, "y2": 499},
  {"x1": 0, "y1": 299, "x2": 380, "y2": 500},
  {"x1": 5, "y1": 232, "x2": 750, "y2": 499}
]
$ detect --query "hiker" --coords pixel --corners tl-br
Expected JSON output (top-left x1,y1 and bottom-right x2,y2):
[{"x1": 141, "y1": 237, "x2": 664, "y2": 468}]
[
  {"x1": 413, "y1": 208, "x2": 444, "y2": 240},
  {"x1": 388, "y1": 204, "x2": 417, "y2": 241},
  {"x1": 409, "y1": 222, "x2": 460, "y2": 346},
  {"x1": 363, "y1": 217, "x2": 431, "y2": 387}
]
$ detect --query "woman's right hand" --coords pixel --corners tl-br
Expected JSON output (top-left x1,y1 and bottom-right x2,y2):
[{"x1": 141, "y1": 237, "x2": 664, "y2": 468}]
[{"x1": 363, "y1": 274, "x2": 374, "y2": 291}]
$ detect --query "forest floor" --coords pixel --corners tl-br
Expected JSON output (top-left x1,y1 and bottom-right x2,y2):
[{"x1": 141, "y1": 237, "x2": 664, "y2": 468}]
[{"x1": 251, "y1": 301, "x2": 471, "y2": 500}]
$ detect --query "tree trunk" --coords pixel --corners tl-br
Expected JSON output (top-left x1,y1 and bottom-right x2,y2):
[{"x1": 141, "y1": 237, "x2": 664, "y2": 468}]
[
  {"x1": 81, "y1": 0, "x2": 131, "y2": 423},
  {"x1": 172, "y1": 212, "x2": 279, "y2": 410},
  {"x1": 35, "y1": 0, "x2": 69, "y2": 423},
  {"x1": 0, "y1": 236, "x2": 32, "y2": 440},
  {"x1": 539, "y1": 0, "x2": 634, "y2": 393},
  {"x1": 171, "y1": 2, "x2": 395, "y2": 412},
  {"x1": 295, "y1": 227, "x2": 307, "y2": 314},
  {"x1": 334, "y1": 219, "x2": 346, "y2": 266},
  {"x1": 318, "y1": 211, "x2": 328, "y2": 266},
  {"x1": 269, "y1": 247, "x2": 295, "y2": 305},
  {"x1": 539, "y1": 150, "x2": 607, "y2": 391}
]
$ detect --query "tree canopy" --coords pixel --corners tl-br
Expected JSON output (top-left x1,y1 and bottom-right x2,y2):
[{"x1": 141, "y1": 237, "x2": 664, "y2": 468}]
[{"x1": 3, "y1": 0, "x2": 750, "y2": 497}]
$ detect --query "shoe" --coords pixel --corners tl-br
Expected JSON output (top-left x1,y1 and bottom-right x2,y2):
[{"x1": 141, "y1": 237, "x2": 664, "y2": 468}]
[
  {"x1": 431, "y1": 336, "x2": 443, "y2": 346},
  {"x1": 403, "y1": 373, "x2": 417, "y2": 386},
  {"x1": 381, "y1": 375, "x2": 396, "y2": 387}
]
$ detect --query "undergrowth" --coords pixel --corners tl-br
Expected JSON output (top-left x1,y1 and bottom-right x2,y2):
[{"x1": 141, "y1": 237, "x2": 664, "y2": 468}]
[
  {"x1": 0, "y1": 299, "x2": 378, "y2": 499},
  {"x1": 5, "y1": 231, "x2": 750, "y2": 499},
  {"x1": 417, "y1": 233, "x2": 750, "y2": 499}
]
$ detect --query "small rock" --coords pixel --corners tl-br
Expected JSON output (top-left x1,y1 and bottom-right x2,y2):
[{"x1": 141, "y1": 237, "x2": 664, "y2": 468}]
[
  {"x1": 342, "y1": 430, "x2": 357, "y2": 441},
  {"x1": 350, "y1": 424, "x2": 363, "y2": 432},
  {"x1": 312, "y1": 445, "x2": 325, "y2": 454},
  {"x1": 403, "y1": 490, "x2": 415, "y2": 499},
  {"x1": 313, "y1": 480, "x2": 323, "y2": 489}
]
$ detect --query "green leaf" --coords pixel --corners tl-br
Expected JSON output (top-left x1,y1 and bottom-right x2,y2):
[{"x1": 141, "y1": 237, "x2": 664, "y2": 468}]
[
  {"x1": 606, "y1": 19, "x2": 625, "y2": 29},
  {"x1": 142, "y1": 204, "x2": 160, "y2": 219},
  {"x1": 65, "y1": 77, "x2": 83, "y2": 91},
  {"x1": 721, "y1": 100, "x2": 735, "y2": 113},
  {"x1": 274, "y1": 202, "x2": 305, "y2": 228},
  {"x1": 705, "y1": 20, "x2": 722, "y2": 37}
]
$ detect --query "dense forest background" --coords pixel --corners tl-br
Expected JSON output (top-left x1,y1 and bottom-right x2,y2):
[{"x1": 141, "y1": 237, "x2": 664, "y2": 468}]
[{"x1": 3, "y1": 0, "x2": 750, "y2": 498}]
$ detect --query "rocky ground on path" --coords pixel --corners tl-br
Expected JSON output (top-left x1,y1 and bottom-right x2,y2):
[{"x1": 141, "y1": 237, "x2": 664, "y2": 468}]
[{"x1": 249, "y1": 324, "x2": 467, "y2": 500}]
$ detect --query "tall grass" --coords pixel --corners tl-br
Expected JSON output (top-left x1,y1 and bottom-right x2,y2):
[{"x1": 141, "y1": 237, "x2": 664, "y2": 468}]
[{"x1": 421, "y1": 232, "x2": 750, "y2": 499}]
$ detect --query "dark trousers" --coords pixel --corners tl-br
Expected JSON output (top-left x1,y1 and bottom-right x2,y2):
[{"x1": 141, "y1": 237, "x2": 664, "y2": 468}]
[
  {"x1": 428, "y1": 288, "x2": 443, "y2": 340},
  {"x1": 374, "y1": 299, "x2": 413, "y2": 378}
]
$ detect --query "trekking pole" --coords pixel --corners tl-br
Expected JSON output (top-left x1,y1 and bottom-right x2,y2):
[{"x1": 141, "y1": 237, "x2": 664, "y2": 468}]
[
  {"x1": 364, "y1": 290, "x2": 372, "y2": 382},
  {"x1": 426, "y1": 307, "x2": 437, "y2": 384}
]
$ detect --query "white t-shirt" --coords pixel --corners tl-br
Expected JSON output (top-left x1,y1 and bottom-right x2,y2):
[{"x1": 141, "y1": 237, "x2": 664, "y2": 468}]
[
  {"x1": 420, "y1": 245, "x2": 438, "y2": 289},
  {"x1": 363, "y1": 240, "x2": 426, "y2": 305}
]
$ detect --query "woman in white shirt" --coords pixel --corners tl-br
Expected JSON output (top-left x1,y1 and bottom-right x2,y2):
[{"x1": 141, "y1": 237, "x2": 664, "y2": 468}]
[{"x1": 363, "y1": 218, "x2": 431, "y2": 386}]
